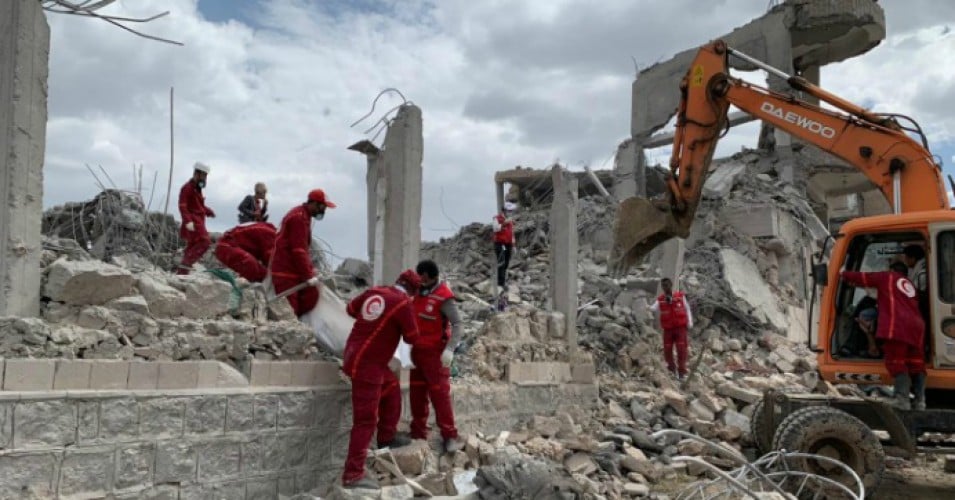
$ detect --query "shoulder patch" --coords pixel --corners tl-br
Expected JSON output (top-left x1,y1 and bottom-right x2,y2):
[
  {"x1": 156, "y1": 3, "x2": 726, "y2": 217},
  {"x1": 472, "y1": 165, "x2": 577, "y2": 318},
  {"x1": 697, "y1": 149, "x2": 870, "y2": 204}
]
[{"x1": 361, "y1": 294, "x2": 386, "y2": 321}]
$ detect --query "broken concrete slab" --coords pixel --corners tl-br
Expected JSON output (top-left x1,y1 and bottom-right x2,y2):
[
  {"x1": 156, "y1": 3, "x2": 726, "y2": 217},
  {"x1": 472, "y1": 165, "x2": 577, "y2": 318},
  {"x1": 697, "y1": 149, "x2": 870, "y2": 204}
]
[
  {"x1": 44, "y1": 258, "x2": 135, "y2": 305},
  {"x1": 720, "y1": 248, "x2": 788, "y2": 330},
  {"x1": 703, "y1": 161, "x2": 747, "y2": 199}
]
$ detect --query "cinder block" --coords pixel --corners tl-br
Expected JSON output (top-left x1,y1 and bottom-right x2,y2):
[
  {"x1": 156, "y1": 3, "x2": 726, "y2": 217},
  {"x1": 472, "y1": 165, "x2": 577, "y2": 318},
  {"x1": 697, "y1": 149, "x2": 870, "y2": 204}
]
[
  {"x1": 53, "y1": 360, "x2": 93, "y2": 390},
  {"x1": 157, "y1": 362, "x2": 199, "y2": 390},
  {"x1": 197, "y1": 361, "x2": 219, "y2": 388},
  {"x1": 89, "y1": 360, "x2": 130, "y2": 389},
  {"x1": 570, "y1": 363, "x2": 596, "y2": 384},
  {"x1": 314, "y1": 362, "x2": 343, "y2": 385},
  {"x1": 290, "y1": 362, "x2": 317, "y2": 387},
  {"x1": 127, "y1": 362, "x2": 159, "y2": 390},
  {"x1": 506, "y1": 362, "x2": 572, "y2": 384},
  {"x1": 269, "y1": 361, "x2": 292, "y2": 387},
  {"x1": 249, "y1": 360, "x2": 269, "y2": 386},
  {"x1": 4, "y1": 359, "x2": 55, "y2": 391}
]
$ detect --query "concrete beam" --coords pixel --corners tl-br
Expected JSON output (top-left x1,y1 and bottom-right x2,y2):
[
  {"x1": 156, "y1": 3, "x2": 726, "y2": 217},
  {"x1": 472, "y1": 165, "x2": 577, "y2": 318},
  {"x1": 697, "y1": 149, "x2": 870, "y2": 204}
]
[
  {"x1": 644, "y1": 111, "x2": 756, "y2": 149},
  {"x1": 0, "y1": 0, "x2": 49, "y2": 317},
  {"x1": 548, "y1": 165, "x2": 578, "y2": 354}
]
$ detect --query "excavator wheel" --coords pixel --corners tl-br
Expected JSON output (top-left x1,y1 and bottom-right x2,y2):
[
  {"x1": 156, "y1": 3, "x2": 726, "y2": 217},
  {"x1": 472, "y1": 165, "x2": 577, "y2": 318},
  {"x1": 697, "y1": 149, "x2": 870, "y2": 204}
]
[
  {"x1": 750, "y1": 388, "x2": 801, "y2": 454},
  {"x1": 772, "y1": 406, "x2": 884, "y2": 498}
]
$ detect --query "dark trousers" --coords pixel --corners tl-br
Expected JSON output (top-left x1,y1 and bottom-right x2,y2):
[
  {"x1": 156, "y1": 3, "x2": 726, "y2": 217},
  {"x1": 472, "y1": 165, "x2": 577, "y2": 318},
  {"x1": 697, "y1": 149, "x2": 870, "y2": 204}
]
[{"x1": 494, "y1": 243, "x2": 513, "y2": 287}]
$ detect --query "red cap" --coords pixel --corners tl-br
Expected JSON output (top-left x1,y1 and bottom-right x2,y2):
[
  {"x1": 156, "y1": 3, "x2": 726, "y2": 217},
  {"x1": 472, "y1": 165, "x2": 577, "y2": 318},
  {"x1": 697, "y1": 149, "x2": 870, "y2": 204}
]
[
  {"x1": 396, "y1": 269, "x2": 422, "y2": 294},
  {"x1": 307, "y1": 189, "x2": 336, "y2": 208}
]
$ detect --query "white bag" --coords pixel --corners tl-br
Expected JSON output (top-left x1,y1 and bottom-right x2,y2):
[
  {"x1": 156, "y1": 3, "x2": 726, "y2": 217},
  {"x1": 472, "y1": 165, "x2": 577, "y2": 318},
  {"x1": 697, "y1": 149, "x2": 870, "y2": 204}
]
[{"x1": 299, "y1": 283, "x2": 413, "y2": 368}]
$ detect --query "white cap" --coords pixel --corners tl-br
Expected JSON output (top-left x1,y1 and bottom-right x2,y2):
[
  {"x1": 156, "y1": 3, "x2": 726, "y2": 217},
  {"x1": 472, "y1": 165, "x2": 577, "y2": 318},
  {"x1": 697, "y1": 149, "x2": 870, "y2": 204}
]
[
  {"x1": 193, "y1": 161, "x2": 211, "y2": 174},
  {"x1": 504, "y1": 202, "x2": 517, "y2": 211}
]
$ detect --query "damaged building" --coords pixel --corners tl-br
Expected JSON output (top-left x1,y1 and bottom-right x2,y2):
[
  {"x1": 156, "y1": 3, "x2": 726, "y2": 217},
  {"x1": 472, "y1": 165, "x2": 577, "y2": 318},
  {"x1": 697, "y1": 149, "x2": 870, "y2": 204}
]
[{"x1": 1, "y1": 0, "x2": 952, "y2": 499}]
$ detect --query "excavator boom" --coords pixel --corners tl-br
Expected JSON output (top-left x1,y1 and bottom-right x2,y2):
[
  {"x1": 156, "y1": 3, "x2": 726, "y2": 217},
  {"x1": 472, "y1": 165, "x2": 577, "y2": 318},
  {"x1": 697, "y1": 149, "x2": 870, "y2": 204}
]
[{"x1": 610, "y1": 40, "x2": 948, "y2": 274}]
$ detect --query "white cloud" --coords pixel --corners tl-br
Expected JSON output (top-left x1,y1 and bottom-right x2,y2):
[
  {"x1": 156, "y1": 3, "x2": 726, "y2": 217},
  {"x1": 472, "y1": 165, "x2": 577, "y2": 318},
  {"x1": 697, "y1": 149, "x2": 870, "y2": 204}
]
[{"x1": 42, "y1": 0, "x2": 955, "y2": 267}]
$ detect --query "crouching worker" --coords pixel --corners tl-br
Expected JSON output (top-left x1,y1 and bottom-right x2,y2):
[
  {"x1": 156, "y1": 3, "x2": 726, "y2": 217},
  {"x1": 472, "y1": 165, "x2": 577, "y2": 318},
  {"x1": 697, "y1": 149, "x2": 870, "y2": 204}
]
[
  {"x1": 340, "y1": 270, "x2": 421, "y2": 490},
  {"x1": 213, "y1": 222, "x2": 276, "y2": 282},
  {"x1": 841, "y1": 261, "x2": 926, "y2": 410}
]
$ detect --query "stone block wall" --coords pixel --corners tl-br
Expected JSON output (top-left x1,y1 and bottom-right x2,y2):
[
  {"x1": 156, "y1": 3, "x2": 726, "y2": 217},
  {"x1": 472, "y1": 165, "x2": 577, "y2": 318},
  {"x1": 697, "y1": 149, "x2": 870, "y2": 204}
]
[{"x1": 0, "y1": 364, "x2": 597, "y2": 498}]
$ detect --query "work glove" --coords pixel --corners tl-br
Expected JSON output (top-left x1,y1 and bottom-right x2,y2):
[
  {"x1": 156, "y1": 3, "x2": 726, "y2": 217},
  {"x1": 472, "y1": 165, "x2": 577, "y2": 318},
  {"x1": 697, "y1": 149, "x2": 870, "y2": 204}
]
[
  {"x1": 441, "y1": 349, "x2": 454, "y2": 368},
  {"x1": 185, "y1": 222, "x2": 195, "y2": 232},
  {"x1": 306, "y1": 276, "x2": 320, "y2": 287}
]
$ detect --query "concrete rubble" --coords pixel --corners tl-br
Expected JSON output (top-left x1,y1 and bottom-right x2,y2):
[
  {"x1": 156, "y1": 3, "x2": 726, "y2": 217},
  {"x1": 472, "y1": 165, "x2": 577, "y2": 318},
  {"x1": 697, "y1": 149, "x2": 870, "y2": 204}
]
[{"x1": 12, "y1": 147, "x2": 842, "y2": 498}]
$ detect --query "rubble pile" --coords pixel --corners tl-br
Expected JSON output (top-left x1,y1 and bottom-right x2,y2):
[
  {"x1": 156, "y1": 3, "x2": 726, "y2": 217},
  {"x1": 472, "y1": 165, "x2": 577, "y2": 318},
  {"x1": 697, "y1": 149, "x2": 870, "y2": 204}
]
[
  {"x1": 42, "y1": 189, "x2": 181, "y2": 267},
  {"x1": 406, "y1": 150, "x2": 834, "y2": 496},
  {"x1": 0, "y1": 236, "x2": 336, "y2": 370}
]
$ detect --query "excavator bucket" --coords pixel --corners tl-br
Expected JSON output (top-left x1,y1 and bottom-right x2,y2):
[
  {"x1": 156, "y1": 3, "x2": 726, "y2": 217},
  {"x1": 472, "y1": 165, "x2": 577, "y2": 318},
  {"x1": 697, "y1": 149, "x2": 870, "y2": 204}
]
[{"x1": 608, "y1": 196, "x2": 686, "y2": 276}]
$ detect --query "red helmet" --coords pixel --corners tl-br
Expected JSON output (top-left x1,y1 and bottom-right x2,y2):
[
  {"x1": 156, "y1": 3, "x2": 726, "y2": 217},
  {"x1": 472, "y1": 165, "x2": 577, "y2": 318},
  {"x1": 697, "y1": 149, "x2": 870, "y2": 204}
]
[{"x1": 396, "y1": 269, "x2": 422, "y2": 294}]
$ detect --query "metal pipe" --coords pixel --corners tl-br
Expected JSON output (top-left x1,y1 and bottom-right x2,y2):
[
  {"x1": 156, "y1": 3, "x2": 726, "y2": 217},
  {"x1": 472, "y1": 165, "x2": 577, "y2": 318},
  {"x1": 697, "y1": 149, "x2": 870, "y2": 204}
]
[
  {"x1": 893, "y1": 170, "x2": 902, "y2": 214},
  {"x1": 727, "y1": 47, "x2": 791, "y2": 81}
]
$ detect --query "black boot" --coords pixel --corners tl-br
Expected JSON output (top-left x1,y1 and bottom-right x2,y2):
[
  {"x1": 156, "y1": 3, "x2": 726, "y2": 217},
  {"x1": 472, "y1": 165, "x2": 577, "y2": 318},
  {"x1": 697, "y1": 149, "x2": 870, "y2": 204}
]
[{"x1": 911, "y1": 372, "x2": 927, "y2": 410}]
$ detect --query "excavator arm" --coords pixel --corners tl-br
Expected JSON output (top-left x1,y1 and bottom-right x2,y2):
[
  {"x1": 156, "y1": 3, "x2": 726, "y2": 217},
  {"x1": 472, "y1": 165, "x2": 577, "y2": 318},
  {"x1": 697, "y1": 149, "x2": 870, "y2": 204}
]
[{"x1": 610, "y1": 40, "x2": 948, "y2": 274}]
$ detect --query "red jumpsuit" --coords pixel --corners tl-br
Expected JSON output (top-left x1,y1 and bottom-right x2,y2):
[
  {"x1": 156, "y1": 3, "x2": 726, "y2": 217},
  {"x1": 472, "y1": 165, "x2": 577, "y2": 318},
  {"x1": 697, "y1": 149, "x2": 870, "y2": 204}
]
[
  {"x1": 341, "y1": 286, "x2": 418, "y2": 485},
  {"x1": 842, "y1": 271, "x2": 926, "y2": 376},
  {"x1": 493, "y1": 214, "x2": 515, "y2": 288},
  {"x1": 177, "y1": 180, "x2": 215, "y2": 274},
  {"x1": 655, "y1": 291, "x2": 691, "y2": 376},
  {"x1": 270, "y1": 204, "x2": 318, "y2": 316},
  {"x1": 410, "y1": 282, "x2": 459, "y2": 441},
  {"x1": 213, "y1": 222, "x2": 276, "y2": 282}
]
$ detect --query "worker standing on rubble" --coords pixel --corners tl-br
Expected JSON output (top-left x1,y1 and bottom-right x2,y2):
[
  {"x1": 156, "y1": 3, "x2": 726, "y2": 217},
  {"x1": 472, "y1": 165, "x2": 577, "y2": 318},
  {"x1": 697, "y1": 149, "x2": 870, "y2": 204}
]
[
  {"x1": 340, "y1": 269, "x2": 421, "y2": 490},
  {"x1": 649, "y1": 278, "x2": 693, "y2": 380},
  {"x1": 492, "y1": 202, "x2": 517, "y2": 290},
  {"x1": 410, "y1": 259, "x2": 465, "y2": 453},
  {"x1": 176, "y1": 162, "x2": 215, "y2": 275},
  {"x1": 270, "y1": 189, "x2": 335, "y2": 316},
  {"x1": 238, "y1": 182, "x2": 269, "y2": 223},
  {"x1": 213, "y1": 222, "x2": 277, "y2": 282},
  {"x1": 841, "y1": 261, "x2": 926, "y2": 410}
]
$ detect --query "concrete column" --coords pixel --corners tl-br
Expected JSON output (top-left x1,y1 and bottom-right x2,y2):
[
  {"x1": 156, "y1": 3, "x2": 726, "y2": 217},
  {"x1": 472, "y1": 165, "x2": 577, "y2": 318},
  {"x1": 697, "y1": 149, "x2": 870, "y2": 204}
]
[
  {"x1": 801, "y1": 65, "x2": 820, "y2": 106},
  {"x1": 376, "y1": 104, "x2": 423, "y2": 285},
  {"x1": 656, "y1": 238, "x2": 685, "y2": 295},
  {"x1": 0, "y1": 0, "x2": 49, "y2": 317},
  {"x1": 612, "y1": 139, "x2": 637, "y2": 200},
  {"x1": 366, "y1": 157, "x2": 380, "y2": 263},
  {"x1": 549, "y1": 165, "x2": 578, "y2": 354},
  {"x1": 495, "y1": 182, "x2": 505, "y2": 212},
  {"x1": 346, "y1": 140, "x2": 381, "y2": 264}
]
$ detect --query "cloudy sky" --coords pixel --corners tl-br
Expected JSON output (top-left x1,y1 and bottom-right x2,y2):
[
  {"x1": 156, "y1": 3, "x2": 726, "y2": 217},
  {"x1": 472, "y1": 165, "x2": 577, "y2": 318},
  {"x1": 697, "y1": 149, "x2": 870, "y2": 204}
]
[{"x1": 43, "y1": 0, "x2": 955, "y2": 265}]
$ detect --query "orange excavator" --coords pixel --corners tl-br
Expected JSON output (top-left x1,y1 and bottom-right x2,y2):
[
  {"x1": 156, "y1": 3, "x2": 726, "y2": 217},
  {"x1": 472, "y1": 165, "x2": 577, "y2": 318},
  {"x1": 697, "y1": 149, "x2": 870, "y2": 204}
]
[{"x1": 611, "y1": 39, "x2": 955, "y2": 494}]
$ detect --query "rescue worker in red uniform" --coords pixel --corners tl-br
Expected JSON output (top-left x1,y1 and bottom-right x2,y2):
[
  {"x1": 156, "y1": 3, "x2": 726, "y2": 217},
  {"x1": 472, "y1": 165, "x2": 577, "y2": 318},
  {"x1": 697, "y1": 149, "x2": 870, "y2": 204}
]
[
  {"x1": 270, "y1": 189, "x2": 335, "y2": 316},
  {"x1": 410, "y1": 259, "x2": 465, "y2": 452},
  {"x1": 841, "y1": 261, "x2": 927, "y2": 410},
  {"x1": 649, "y1": 277, "x2": 693, "y2": 380},
  {"x1": 176, "y1": 162, "x2": 216, "y2": 275},
  {"x1": 341, "y1": 270, "x2": 421, "y2": 490},
  {"x1": 492, "y1": 203, "x2": 516, "y2": 289},
  {"x1": 213, "y1": 222, "x2": 277, "y2": 282}
]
